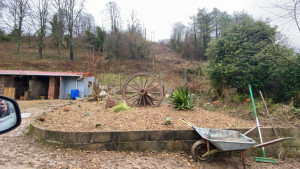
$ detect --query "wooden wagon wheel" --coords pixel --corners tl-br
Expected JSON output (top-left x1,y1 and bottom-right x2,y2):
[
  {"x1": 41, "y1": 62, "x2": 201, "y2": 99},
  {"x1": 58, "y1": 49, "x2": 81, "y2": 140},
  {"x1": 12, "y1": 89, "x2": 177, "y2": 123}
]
[{"x1": 122, "y1": 72, "x2": 164, "y2": 107}]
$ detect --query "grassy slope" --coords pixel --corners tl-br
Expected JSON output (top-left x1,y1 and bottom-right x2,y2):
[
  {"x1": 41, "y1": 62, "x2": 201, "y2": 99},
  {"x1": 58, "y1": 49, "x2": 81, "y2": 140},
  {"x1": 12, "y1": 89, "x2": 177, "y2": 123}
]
[
  {"x1": 0, "y1": 41, "x2": 92, "y2": 72},
  {"x1": 0, "y1": 41, "x2": 200, "y2": 73}
]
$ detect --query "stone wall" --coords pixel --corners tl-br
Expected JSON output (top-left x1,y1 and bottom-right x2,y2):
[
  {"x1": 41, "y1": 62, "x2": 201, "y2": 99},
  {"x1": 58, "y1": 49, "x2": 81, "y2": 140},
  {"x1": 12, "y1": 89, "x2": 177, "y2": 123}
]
[{"x1": 30, "y1": 122, "x2": 300, "y2": 158}]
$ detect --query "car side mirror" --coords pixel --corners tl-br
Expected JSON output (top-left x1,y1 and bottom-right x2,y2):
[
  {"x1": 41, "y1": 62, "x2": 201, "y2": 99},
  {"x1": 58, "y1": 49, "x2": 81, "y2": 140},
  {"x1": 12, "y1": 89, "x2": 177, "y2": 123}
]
[{"x1": 0, "y1": 95, "x2": 21, "y2": 135}]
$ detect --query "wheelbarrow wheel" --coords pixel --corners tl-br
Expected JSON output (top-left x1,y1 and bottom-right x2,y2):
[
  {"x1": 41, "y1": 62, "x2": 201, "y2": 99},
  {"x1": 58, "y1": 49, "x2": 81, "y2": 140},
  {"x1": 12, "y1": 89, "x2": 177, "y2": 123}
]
[{"x1": 191, "y1": 140, "x2": 214, "y2": 162}]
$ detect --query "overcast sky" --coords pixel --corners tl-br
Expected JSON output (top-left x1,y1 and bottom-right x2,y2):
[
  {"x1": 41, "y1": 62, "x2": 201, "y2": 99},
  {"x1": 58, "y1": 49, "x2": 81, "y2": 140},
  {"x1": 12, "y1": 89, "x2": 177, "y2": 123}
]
[{"x1": 86, "y1": 0, "x2": 300, "y2": 48}]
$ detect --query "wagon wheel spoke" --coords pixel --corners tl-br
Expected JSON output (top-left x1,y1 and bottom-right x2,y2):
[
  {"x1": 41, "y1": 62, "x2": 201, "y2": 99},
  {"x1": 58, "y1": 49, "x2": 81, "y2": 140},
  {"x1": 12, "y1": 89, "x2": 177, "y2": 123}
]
[
  {"x1": 126, "y1": 93, "x2": 140, "y2": 100},
  {"x1": 147, "y1": 94, "x2": 159, "y2": 101},
  {"x1": 143, "y1": 95, "x2": 146, "y2": 107},
  {"x1": 127, "y1": 84, "x2": 140, "y2": 91},
  {"x1": 143, "y1": 76, "x2": 149, "y2": 88},
  {"x1": 148, "y1": 92, "x2": 161, "y2": 94},
  {"x1": 131, "y1": 95, "x2": 141, "y2": 107},
  {"x1": 140, "y1": 76, "x2": 143, "y2": 89},
  {"x1": 125, "y1": 91, "x2": 140, "y2": 93},
  {"x1": 132, "y1": 78, "x2": 142, "y2": 90},
  {"x1": 147, "y1": 85, "x2": 158, "y2": 92},
  {"x1": 138, "y1": 95, "x2": 143, "y2": 107},
  {"x1": 145, "y1": 95, "x2": 154, "y2": 107},
  {"x1": 146, "y1": 79, "x2": 155, "y2": 89}
]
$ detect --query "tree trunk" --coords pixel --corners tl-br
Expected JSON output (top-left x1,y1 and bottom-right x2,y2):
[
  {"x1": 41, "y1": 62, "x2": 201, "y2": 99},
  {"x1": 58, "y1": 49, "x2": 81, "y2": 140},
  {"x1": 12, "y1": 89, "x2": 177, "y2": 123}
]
[
  {"x1": 27, "y1": 32, "x2": 31, "y2": 47},
  {"x1": 38, "y1": 33, "x2": 43, "y2": 59},
  {"x1": 58, "y1": 36, "x2": 62, "y2": 54},
  {"x1": 57, "y1": 26, "x2": 62, "y2": 54},
  {"x1": 15, "y1": 38, "x2": 21, "y2": 55},
  {"x1": 15, "y1": 17, "x2": 23, "y2": 55},
  {"x1": 69, "y1": 30, "x2": 74, "y2": 60},
  {"x1": 115, "y1": 33, "x2": 120, "y2": 58}
]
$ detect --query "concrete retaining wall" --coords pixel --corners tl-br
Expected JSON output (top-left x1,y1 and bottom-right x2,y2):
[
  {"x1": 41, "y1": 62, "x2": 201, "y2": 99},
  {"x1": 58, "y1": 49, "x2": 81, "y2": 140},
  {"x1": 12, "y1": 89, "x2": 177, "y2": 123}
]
[{"x1": 30, "y1": 122, "x2": 299, "y2": 157}]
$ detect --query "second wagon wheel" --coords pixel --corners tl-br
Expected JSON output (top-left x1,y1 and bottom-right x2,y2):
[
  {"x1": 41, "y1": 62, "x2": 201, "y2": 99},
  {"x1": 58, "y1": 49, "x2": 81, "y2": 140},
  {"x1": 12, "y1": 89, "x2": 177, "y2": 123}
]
[{"x1": 122, "y1": 72, "x2": 164, "y2": 107}]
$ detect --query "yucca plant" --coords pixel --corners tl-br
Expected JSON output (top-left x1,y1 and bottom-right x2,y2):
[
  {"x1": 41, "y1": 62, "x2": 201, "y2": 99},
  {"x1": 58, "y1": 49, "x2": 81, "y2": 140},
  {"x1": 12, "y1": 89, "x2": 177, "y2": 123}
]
[{"x1": 170, "y1": 87, "x2": 195, "y2": 110}]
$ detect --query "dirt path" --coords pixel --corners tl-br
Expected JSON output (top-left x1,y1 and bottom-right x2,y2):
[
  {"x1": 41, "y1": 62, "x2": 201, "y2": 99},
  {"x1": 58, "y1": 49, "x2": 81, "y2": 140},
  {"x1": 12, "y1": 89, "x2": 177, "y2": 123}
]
[{"x1": 0, "y1": 100, "x2": 299, "y2": 169}]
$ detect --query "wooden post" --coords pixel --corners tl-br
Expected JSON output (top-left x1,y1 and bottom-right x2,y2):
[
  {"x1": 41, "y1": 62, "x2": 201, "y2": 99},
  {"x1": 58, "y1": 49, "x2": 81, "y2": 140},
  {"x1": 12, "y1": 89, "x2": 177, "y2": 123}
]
[
  {"x1": 119, "y1": 73, "x2": 122, "y2": 94},
  {"x1": 259, "y1": 91, "x2": 279, "y2": 138}
]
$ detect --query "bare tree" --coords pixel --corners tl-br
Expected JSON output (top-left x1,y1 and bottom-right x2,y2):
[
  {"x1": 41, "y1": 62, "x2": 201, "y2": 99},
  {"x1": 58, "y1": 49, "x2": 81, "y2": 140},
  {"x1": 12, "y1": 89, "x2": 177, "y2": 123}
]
[
  {"x1": 53, "y1": 0, "x2": 65, "y2": 54},
  {"x1": 64, "y1": 0, "x2": 85, "y2": 60},
  {"x1": 104, "y1": 1, "x2": 122, "y2": 58},
  {"x1": 4, "y1": 0, "x2": 29, "y2": 54},
  {"x1": 31, "y1": 0, "x2": 51, "y2": 59},
  {"x1": 171, "y1": 22, "x2": 186, "y2": 42},
  {"x1": 105, "y1": 1, "x2": 121, "y2": 33},
  {"x1": 125, "y1": 10, "x2": 148, "y2": 58},
  {"x1": 0, "y1": 1, "x2": 5, "y2": 18},
  {"x1": 127, "y1": 10, "x2": 141, "y2": 34},
  {"x1": 73, "y1": 11, "x2": 95, "y2": 37},
  {"x1": 170, "y1": 22, "x2": 186, "y2": 53},
  {"x1": 270, "y1": 0, "x2": 300, "y2": 31}
]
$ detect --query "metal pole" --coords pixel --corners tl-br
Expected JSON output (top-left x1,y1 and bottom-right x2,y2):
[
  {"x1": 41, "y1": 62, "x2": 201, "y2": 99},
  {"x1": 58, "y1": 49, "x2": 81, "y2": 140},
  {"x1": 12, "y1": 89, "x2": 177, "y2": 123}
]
[{"x1": 248, "y1": 84, "x2": 266, "y2": 158}]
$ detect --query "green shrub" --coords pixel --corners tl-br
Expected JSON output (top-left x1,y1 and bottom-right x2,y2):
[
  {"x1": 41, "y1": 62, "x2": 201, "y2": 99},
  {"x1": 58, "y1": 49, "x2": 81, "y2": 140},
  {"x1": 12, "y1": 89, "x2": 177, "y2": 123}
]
[
  {"x1": 113, "y1": 102, "x2": 132, "y2": 112},
  {"x1": 170, "y1": 87, "x2": 195, "y2": 110},
  {"x1": 186, "y1": 66, "x2": 203, "y2": 77},
  {"x1": 206, "y1": 17, "x2": 300, "y2": 106},
  {"x1": 0, "y1": 35, "x2": 12, "y2": 41},
  {"x1": 292, "y1": 107, "x2": 300, "y2": 119},
  {"x1": 231, "y1": 93, "x2": 248, "y2": 103}
]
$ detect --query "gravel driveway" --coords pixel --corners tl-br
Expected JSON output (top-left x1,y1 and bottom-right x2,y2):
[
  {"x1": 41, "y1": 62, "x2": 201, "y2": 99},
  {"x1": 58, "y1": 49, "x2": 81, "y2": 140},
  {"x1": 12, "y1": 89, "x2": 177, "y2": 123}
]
[{"x1": 0, "y1": 100, "x2": 298, "y2": 169}]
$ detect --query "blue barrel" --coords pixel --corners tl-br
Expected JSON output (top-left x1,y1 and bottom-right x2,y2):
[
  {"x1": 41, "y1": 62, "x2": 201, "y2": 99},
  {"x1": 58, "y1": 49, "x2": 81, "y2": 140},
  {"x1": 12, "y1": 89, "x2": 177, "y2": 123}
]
[{"x1": 71, "y1": 89, "x2": 79, "y2": 100}]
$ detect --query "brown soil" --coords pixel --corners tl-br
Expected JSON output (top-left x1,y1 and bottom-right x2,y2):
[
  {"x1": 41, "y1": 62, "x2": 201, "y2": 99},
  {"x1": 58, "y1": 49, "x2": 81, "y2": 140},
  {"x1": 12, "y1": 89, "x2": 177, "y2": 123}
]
[{"x1": 37, "y1": 98, "x2": 257, "y2": 132}]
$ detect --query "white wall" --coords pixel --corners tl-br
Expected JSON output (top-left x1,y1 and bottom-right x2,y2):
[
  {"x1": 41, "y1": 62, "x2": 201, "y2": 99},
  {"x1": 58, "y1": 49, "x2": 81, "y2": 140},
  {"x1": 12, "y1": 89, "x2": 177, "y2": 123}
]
[
  {"x1": 59, "y1": 76, "x2": 94, "y2": 100},
  {"x1": 84, "y1": 77, "x2": 94, "y2": 97}
]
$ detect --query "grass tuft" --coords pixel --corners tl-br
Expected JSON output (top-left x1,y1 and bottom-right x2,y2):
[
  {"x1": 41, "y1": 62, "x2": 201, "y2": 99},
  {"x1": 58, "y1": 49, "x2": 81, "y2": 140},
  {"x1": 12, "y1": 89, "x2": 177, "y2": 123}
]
[{"x1": 113, "y1": 102, "x2": 132, "y2": 112}]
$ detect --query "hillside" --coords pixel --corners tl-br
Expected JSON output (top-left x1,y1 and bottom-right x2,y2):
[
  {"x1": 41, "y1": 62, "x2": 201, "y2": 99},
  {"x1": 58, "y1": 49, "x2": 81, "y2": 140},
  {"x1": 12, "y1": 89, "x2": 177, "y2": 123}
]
[
  {"x1": 0, "y1": 41, "x2": 205, "y2": 93},
  {"x1": 0, "y1": 42, "x2": 201, "y2": 75},
  {"x1": 1, "y1": 41, "x2": 299, "y2": 128}
]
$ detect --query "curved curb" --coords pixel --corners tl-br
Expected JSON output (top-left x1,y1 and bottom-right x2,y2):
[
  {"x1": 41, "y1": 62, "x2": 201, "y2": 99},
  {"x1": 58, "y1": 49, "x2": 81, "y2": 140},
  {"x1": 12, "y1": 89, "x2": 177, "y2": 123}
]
[
  {"x1": 30, "y1": 121, "x2": 201, "y2": 151},
  {"x1": 30, "y1": 121, "x2": 300, "y2": 156}
]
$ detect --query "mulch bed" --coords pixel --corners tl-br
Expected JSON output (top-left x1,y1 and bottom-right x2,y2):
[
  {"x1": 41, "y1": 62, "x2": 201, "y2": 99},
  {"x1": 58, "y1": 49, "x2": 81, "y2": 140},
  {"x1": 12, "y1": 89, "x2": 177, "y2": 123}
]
[{"x1": 36, "y1": 100, "x2": 257, "y2": 132}]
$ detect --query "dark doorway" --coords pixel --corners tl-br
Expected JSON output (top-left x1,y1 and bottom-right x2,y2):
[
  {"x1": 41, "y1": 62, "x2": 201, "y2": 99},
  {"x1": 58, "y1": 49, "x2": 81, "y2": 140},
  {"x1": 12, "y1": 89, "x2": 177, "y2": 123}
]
[
  {"x1": 29, "y1": 76, "x2": 49, "y2": 99},
  {"x1": 14, "y1": 76, "x2": 30, "y2": 99},
  {"x1": 54, "y1": 77, "x2": 60, "y2": 99}
]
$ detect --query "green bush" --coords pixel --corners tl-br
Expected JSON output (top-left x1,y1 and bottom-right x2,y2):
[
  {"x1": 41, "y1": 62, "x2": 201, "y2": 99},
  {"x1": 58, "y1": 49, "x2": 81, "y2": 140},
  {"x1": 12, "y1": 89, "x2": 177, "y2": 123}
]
[
  {"x1": 0, "y1": 29, "x2": 12, "y2": 41},
  {"x1": 186, "y1": 66, "x2": 203, "y2": 77},
  {"x1": 0, "y1": 35, "x2": 12, "y2": 41},
  {"x1": 231, "y1": 93, "x2": 248, "y2": 103},
  {"x1": 170, "y1": 87, "x2": 195, "y2": 110},
  {"x1": 206, "y1": 17, "x2": 300, "y2": 106},
  {"x1": 113, "y1": 102, "x2": 132, "y2": 112}
]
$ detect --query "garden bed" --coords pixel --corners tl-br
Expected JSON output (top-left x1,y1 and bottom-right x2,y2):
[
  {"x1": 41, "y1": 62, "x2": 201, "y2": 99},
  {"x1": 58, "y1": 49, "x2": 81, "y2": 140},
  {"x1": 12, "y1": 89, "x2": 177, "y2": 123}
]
[{"x1": 35, "y1": 99, "x2": 257, "y2": 132}]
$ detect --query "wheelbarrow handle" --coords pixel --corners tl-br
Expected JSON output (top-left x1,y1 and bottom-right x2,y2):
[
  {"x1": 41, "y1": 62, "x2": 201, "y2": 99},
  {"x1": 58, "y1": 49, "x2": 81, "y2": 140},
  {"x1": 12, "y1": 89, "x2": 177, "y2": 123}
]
[
  {"x1": 252, "y1": 137, "x2": 295, "y2": 149},
  {"x1": 243, "y1": 125, "x2": 263, "y2": 135},
  {"x1": 180, "y1": 119, "x2": 196, "y2": 127}
]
